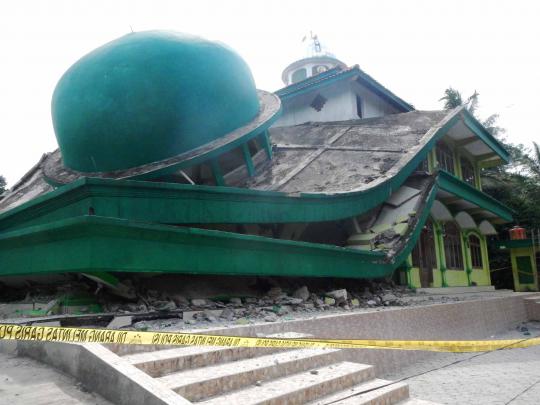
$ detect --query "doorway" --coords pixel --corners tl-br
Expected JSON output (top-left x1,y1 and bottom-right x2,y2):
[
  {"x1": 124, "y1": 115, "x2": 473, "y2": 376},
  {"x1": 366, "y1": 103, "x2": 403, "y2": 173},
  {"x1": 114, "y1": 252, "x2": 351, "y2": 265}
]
[{"x1": 412, "y1": 220, "x2": 437, "y2": 287}]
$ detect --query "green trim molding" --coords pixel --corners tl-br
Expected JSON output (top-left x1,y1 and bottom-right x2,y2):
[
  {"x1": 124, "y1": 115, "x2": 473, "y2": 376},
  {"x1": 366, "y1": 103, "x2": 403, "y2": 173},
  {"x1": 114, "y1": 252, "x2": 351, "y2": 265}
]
[
  {"x1": 0, "y1": 216, "x2": 391, "y2": 279},
  {"x1": 276, "y1": 66, "x2": 414, "y2": 112},
  {"x1": 460, "y1": 110, "x2": 510, "y2": 163},
  {"x1": 437, "y1": 170, "x2": 514, "y2": 222}
]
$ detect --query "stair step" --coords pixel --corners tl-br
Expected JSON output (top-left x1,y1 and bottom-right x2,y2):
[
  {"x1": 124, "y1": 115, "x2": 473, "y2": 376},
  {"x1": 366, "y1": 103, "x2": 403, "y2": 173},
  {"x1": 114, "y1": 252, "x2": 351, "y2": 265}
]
[
  {"x1": 399, "y1": 399, "x2": 442, "y2": 404},
  {"x1": 159, "y1": 348, "x2": 342, "y2": 401},
  {"x1": 308, "y1": 378, "x2": 408, "y2": 404},
  {"x1": 123, "y1": 332, "x2": 310, "y2": 376},
  {"x1": 198, "y1": 361, "x2": 375, "y2": 405}
]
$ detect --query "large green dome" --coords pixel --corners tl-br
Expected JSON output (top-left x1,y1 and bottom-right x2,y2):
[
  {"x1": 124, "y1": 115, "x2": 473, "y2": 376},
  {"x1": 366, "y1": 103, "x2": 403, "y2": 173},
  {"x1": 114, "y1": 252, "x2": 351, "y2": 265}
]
[{"x1": 51, "y1": 31, "x2": 261, "y2": 173}]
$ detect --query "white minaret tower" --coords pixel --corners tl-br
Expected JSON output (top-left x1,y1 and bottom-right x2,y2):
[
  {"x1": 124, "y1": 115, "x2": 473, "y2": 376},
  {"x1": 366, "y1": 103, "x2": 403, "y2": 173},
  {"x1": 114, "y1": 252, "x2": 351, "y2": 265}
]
[{"x1": 281, "y1": 32, "x2": 347, "y2": 86}]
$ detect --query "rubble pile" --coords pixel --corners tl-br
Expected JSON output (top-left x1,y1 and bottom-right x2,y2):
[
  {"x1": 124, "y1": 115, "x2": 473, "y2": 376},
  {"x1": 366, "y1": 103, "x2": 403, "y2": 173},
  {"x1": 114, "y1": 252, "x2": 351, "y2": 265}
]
[{"x1": 0, "y1": 276, "x2": 468, "y2": 331}]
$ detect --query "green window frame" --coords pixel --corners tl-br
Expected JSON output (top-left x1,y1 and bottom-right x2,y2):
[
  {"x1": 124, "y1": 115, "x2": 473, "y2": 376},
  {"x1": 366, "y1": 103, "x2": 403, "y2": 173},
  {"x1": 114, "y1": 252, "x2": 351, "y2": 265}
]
[
  {"x1": 468, "y1": 234, "x2": 483, "y2": 268},
  {"x1": 443, "y1": 222, "x2": 464, "y2": 269}
]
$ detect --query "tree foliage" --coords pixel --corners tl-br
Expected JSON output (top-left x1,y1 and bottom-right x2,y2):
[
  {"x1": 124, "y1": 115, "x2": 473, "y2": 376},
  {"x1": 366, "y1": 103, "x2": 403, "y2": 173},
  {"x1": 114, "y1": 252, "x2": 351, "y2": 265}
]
[
  {"x1": 440, "y1": 88, "x2": 540, "y2": 231},
  {"x1": 0, "y1": 175, "x2": 6, "y2": 195}
]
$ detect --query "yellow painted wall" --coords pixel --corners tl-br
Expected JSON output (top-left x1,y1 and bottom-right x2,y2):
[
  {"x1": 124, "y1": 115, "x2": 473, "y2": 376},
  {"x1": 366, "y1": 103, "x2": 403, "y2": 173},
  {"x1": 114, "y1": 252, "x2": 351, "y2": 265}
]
[
  {"x1": 470, "y1": 269, "x2": 490, "y2": 286},
  {"x1": 510, "y1": 247, "x2": 538, "y2": 292},
  {"x1": 408, "y1": 267, "x2": 422, "y2": 289},
  {"x1": 445, "y1": 270, "x2": 469, "y2": 286}
]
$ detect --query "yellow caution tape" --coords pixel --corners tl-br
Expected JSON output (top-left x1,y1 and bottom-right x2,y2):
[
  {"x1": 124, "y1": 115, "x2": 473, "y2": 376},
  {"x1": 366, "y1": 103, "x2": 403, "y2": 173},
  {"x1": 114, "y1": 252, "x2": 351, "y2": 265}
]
[{"x1": 0, "y1": 324, "x2": 538, "y2": 353}]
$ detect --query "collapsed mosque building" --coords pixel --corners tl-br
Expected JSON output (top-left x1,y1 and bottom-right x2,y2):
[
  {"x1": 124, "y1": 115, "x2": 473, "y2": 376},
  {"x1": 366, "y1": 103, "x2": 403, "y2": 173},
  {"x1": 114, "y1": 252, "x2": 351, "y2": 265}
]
[{"x1": 0, "y1": 30, "x2": 527, "y2": 291}]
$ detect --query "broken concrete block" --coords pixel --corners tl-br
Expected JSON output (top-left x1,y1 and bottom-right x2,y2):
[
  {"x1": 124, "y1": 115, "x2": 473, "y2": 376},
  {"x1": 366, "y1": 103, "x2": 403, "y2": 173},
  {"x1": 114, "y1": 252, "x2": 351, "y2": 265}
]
[
  {"x1": 229, "y1": 297, "x2": 242, "y2": 306},
  {"x1": 326, "y1": 289, "x2": 348, "y2": 303},
  {"x1": 107, "y1": 316, "x2": 133, "y2": 329},
  {"x1": 170, "y1": 294, "x2": 189, "y2": 307},
  {"x1": 43, "y1": 299, "x2": 60, "y2": 314},
  {"x1": 183, "y1": 309, "x2": 222, "y2": 321},
  {"x1": 266, "y1": 287, "x2": 282, "y2": 298},
  {"x1": 220, "y1": 307, "x2": 235, "y2": 321},
  {"x1": 191, "y1": 298, "x2": 207, "y2": 307},
  {"x1": 324, "y1": 297, "x2": 336, "y2": 306},
  {"x1": 292, "y1": 286, "x2": 310, "y2": 301},
  {"x1": 382, "y1": 293, "x2": 398, "y2": 303},
  {"x1": 393, "y1": 223, "x2": 409, "y2": 236},
  {"x1": 264, "y1": 313, "x2": 278, "y2": 322},
  {"x1": 153, "y1": 301, "x2": 177, "y2": 311}
]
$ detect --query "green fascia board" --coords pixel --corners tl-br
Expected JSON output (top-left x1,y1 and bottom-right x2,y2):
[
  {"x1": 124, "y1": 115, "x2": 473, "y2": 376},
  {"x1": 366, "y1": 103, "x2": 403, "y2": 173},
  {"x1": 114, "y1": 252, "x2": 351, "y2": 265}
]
[
  {"x1": 0, "y1": 112, "x2": 461, "y2": 233},
  {"x1": 392, "y1": 180, "x2": 438, "y2": 267},
  {"x1": 275, "y1": 67, "x2": 343, "y2": 96},
  {"x1": 276, "y1": 66, "x2": 414, "y2": 112},
  {"x1": 461, "y1": 110, "x2": 510, "y2": 163},
  {"x1": 437, "y1": 170, "x2": 514, "y2": 222},
  {"x1": 0, "y1": 216, "x2": 390, "y2": 279},
  {"x1": 494, "y1": 239, "x2": 534, "y2": 250}
]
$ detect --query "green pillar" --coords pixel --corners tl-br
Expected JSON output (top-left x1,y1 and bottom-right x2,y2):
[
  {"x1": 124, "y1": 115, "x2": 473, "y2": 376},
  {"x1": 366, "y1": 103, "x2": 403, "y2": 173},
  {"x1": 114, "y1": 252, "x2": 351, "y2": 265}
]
[
  {"x1": 241, "y1": 143, "x2": 256, "y2": 176},
  {"x1": 210, "y1": 159, "x2": 225, "y2": 186},
  {"x1": 435, "y1": 223, "x2": 448, "y2": 287},
  {"x1": 260, "y1": 131, "x2": 273, "y2": 159},
  {"x1": 463, "y1": 233, "x2": 472, "y2": 286}
]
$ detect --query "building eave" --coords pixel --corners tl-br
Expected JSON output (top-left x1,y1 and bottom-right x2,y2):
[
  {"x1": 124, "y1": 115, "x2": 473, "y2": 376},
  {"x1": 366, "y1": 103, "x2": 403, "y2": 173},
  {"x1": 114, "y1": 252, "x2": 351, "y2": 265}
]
[
  {"x1": 275, "y1": 65, "x2": 415, "y2": 112},
  {"x1": 437, "y1": 169, "x2": 514, "y2": 222},
  {"x1": 460, "y1": 109, "x2": 510, "y2": 163}
]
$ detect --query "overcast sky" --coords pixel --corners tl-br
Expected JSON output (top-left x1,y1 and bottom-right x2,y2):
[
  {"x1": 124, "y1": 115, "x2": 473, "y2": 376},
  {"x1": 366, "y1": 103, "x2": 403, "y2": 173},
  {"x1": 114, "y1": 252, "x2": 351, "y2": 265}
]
[{"x1": 1, "y1": 0, "x2": 539, "y2": 186}]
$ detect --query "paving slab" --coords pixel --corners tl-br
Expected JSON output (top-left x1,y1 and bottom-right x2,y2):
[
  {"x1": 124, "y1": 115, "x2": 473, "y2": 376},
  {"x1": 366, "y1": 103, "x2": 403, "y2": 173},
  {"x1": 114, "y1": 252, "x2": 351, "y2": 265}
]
[{"x1": 384, "y1": 321, "x2": 540, "y2": 405}]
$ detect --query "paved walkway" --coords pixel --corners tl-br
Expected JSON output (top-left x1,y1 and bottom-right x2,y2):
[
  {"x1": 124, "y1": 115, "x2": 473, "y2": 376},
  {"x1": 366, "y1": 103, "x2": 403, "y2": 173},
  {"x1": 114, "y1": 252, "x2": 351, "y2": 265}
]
[
  {"x1": 385, "y1": 321, "x2": 540, "y2": 405},
  {"x1": 0, "y1": 352, "x2": 112, "y2": 405}
]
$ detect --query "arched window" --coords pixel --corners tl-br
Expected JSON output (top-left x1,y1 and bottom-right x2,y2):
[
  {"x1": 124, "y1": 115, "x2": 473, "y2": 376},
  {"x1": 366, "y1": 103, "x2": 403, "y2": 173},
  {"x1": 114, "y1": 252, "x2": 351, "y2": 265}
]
[
  {"x1": 469, "y1": 234, "x2": 483, "y2": 268},
  {"x1": 443, "y1": 222, "x2": 463, "y2": 269},
  {"x1": 291, "y1": 68, "x2": 307, "y2": 84}
]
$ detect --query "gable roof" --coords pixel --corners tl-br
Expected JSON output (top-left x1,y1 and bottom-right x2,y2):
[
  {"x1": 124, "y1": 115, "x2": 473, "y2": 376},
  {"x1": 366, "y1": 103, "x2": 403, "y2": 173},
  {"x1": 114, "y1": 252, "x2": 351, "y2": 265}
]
[{"x1": 275, "y1": 65, "x2": 415, "y2": 112}]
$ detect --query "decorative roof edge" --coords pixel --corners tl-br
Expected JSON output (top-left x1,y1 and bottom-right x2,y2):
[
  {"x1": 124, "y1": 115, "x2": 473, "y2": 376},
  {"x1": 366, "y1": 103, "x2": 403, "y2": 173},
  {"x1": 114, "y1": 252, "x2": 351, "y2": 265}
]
[{"x1": 275, "y1": 65, "x2": 415, "y2": 112}]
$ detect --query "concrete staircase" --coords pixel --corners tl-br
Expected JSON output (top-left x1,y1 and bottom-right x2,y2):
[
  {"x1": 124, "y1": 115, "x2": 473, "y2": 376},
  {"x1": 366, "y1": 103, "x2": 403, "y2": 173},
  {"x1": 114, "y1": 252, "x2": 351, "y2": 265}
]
[
  {"x1": 524, "y1": 295, "x2": 540, "y2": 320},
  {"x1": 110, "y1": 332, "x2": 439, "y2": 404}
]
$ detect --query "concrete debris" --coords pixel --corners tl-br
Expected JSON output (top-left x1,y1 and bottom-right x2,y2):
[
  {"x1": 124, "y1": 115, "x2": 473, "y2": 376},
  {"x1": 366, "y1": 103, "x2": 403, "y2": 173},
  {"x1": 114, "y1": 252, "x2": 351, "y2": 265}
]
[
  {"x1": 324, "y1": 297, "x2": 336, "y2": 306},
  {"x1": 229, "y1": 297, "x2": 243, "y2": 306},
  {"x1": 292, "y1": 286, "x2": 310, "y2": 301},
  {"x1": 190, "y1": 298, "x2": 207, "y2": 307},
  {"x1": 2, "y1": 277, "x2": 422, "y2": 330},
  {"x1": 266, "y1": 287, "x2": 283, "y2": 298},
  {"x1": 106, "y1": 316, "x2": 133, "y2": 329},
  {"x1": 325, "y1": 289, "x2": 347, "y2": 304},
  {"x1": 220, "y1": 307, "x2": 235, "y2": 321},
  {"x1": 264, "y1": 313, "x2": 278, "y2": 322},
  {"x1": 170, "y1": 294, "x2": 189, "y2": 307}
]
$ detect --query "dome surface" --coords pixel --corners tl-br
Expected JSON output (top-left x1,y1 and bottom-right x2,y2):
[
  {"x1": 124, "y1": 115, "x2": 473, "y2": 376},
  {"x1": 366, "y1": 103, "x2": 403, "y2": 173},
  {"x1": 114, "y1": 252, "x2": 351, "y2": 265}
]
[{"x1": 52, "y1": 31, "x2": 261, "y2": 172}]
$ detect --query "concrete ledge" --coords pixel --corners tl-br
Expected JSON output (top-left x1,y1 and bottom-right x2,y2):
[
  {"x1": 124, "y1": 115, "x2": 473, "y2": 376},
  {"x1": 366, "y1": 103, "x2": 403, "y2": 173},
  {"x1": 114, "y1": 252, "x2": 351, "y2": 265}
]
[
  {"x1": 415, "y1": 286, "x2": 496, "y2": 295},
  {"x1": 173, "y1": 292, "x2": 538, "y2": 374},
  {"x1": 0, "y1": 340, "x2": 189, "y2": 405}
]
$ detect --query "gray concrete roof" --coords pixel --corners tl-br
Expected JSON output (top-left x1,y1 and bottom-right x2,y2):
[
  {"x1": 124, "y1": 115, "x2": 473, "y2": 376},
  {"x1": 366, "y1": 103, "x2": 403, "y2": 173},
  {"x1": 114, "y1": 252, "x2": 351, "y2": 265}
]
[{"x1": 244, "y1": 110, "x2": 448, "y2": 193}]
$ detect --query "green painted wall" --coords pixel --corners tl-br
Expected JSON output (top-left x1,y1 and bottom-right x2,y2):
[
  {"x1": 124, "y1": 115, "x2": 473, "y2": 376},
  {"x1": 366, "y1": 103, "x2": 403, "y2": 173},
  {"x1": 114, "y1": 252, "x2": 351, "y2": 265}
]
[
  {"x1": 510, "y1": 247, "x2": 538, "y2": 292},
  {"x1": 407, "y1": 221, "x2": 492, "y2": 289}
]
